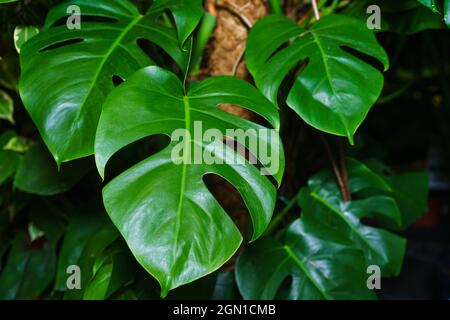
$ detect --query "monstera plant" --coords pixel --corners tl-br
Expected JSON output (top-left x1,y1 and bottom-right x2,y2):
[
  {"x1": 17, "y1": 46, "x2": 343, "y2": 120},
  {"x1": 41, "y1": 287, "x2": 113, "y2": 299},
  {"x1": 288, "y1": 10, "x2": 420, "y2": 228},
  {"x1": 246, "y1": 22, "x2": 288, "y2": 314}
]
[{"x1": 0, "y1": 0, "x2": 447, "y2": 300}]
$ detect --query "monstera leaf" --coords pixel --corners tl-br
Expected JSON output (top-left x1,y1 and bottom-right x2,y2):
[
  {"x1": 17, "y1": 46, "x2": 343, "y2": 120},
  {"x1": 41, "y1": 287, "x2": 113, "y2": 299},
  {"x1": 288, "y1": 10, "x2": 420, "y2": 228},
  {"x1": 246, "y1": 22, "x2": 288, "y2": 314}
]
[
  {"x1": 237, "y1": 159, "x2": 427, "y2": 300},
  {"x1": 95, "y1": 66, "x2": 284, "y2": 296},
  {"x1": 246, "y1": 15, "x2": 389, "y2": 143},
  {"x1": 19, "y1": 0, "x2": 203, "y2": 164},
  {"x1": 298, "y1": 159, "x2": 427, "y2": 276},
  {"x1": 236, "y1": 221, "x2": 376, "y2": 300}
]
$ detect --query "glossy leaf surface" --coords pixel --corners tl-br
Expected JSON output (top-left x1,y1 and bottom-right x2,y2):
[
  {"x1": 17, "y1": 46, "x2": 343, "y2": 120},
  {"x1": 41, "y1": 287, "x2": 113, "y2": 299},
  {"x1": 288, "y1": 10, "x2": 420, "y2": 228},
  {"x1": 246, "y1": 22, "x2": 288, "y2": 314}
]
[
  {"x1": 236, "y1": 221, "x2": 376, "y2": 300},
  {"x1": 246, "y1": 15, "x2": 389, "y2": 143},
  {"x1": 19, "y1": 0, "x2": 203, "y2": 164},
  {"x1": 95, "y1": 66, "x2": 284, "y2": 296}
]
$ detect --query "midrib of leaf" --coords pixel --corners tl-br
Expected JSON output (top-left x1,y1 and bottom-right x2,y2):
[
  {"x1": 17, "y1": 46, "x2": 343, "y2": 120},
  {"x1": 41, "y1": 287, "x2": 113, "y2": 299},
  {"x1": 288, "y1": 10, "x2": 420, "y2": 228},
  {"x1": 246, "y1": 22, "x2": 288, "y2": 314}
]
[
  {"x1": 167, "y1": 95, "x2": 191, "y2": 295},
  {"x1": 309, "y1": 31, "x2": 350, "y2": 140},
  {"x1": 58, "y1": 14, "x2": 144, "y2": 162},
  {"x1": 309, "y1": 191, "x2": 383, "y2": 262},
  {"x1": 283, "y1": 245, "x2": 331, "y2": 300}
]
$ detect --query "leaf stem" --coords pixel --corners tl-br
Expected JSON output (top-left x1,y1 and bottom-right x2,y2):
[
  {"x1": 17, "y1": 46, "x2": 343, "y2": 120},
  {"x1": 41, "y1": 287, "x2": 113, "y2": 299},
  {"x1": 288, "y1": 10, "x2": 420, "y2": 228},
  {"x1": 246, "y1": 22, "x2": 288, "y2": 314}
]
[
  {"x1": 339, "y1": 139, "x2": 351, "y2": 201},
  {"x1": 183, "y1": 36, "x2": 194, "y2": 94},
  {"x1": 320, "y1": 135, "x2": 350, "y2": 202},
  {"x1": 269, "y1": 0, "x2": 283, "y2": 14},
  {"x1": 312, "y1": 0, "x2": 321, "y2": 20}
]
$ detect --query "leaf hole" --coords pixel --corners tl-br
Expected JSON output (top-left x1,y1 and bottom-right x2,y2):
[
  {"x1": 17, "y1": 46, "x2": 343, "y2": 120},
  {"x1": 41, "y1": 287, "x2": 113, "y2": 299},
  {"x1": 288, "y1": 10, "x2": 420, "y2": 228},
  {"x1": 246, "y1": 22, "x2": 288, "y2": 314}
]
[
  {"x1": 340, "y1": 45, "x2": 386, "y2": 72},
  {"x1": 216, "y1": 104, "x2": 270, "y2": 128},
  {"x1": 136, "y1": 38, "x2": 178, "y2": 72},
  {"x1": 102, "y1": 134, "x2": 170, "y2": 184},
  {"x1": 38, "y1": 38, "x2": 83, "y2": 53},
  {"x1": 112, "y1": 75, "x2": 125, "y2": 87},
  {"x1": 203, "y1": 174, "x2": 251, "y2": 244},
  {"x1": 280, "y1": 58, "x2": 309, "y2": 104},
  {"x1": 218, "y1": 135, "x2": 279, "y2": 189}
]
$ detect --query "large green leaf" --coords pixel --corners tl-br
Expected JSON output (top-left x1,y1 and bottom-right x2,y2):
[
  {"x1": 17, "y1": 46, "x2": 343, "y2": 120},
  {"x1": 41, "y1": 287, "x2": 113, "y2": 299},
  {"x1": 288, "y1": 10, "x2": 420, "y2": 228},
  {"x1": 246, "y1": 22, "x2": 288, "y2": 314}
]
[
  {"x1": 236, "y1": 220, "x2": 376, "y2": 300},
  {"x1": 95, "y1": 66, "x2": 284, "y2": 296},
  {"x1": 19, "y1": 0, "x2": 203, "y2": 164},
  {"x1": 246, "y1": 15, "x2": 389, "y2": 143},
  {"x1": 237, "y1": 159, "x2": 427, "y2": 300},
  {"x1": 299, "y1": 159, "x2": 414, "y2": 277}
]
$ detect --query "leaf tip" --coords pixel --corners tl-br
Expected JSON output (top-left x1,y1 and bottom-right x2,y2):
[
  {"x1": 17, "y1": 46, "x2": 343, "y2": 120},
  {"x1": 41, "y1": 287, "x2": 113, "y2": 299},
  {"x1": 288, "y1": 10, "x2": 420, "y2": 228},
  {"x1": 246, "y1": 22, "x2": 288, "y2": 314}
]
[
  {"x1": 347, "y1": 133, "x2": 355, "y2": 146},
  {"x1": 160, "y1": 286, "x2": 169, "y2": 299}
]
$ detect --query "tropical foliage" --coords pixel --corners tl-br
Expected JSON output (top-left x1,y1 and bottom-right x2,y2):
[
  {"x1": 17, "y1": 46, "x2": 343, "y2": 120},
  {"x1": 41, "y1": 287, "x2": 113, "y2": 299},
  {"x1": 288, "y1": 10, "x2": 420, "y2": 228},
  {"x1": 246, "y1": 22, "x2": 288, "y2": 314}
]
[{"x1": 0, "y1": 0, "x2": 447, "y2": 300}]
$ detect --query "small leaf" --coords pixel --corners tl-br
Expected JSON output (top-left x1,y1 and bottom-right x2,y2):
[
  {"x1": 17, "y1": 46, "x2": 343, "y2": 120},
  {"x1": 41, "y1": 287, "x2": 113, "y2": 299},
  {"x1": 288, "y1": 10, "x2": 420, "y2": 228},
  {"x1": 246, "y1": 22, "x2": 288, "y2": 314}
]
[
  {"x1": 13, "y1": 25, "x2": 39, "y2": 53},
  {"x1": 14, "y1": 143, "x2": 90, "y2": 196},
  {"x1": 28, "y1": 223, "x2": 45, "y2": 242},
  {"x1": 0, "y1": 90, "x2": 14, "y2": 124},
  {"x1": 3, "y1": 136, "x2": 31, "y2": 153}
]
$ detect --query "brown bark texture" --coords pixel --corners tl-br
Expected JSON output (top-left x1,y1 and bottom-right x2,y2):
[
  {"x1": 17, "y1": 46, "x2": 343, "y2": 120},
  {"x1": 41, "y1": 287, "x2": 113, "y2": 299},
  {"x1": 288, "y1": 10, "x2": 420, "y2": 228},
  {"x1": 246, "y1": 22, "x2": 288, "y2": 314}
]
[{"x1": 204, "y1": 0, "x2": 269, "y2": 269}]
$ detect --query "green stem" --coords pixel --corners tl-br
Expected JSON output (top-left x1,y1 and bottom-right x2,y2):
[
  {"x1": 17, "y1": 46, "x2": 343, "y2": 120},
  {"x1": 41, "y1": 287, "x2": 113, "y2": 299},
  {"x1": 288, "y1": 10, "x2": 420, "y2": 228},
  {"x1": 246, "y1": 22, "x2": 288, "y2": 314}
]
[
  {"x1": 269, "y1": 0, "x2": 283, "y2": 14},
  {"x1": 191, "y1": 13, "x2": 216, "y2": 74},
  {"x1": 183, "y1": 36, "x2": 194, "y2": 94}
]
